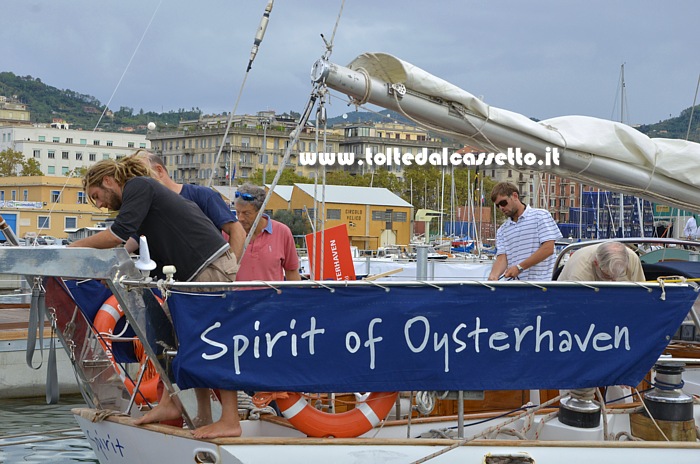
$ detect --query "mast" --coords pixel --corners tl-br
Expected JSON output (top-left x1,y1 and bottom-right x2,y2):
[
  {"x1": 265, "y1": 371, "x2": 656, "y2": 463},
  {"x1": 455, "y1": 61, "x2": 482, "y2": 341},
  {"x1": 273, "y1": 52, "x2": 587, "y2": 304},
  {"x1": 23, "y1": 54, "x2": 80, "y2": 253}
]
[{"x1": 618, "y1": 63, "x2": 625, "y2": 238}]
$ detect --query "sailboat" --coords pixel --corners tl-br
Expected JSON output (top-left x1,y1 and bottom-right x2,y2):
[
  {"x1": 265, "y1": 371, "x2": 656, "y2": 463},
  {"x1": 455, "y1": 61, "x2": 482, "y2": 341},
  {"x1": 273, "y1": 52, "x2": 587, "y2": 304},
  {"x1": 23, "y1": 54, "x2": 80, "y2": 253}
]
[{"x1": 3, "y1": 48, "x2": 700, "y2": 462}]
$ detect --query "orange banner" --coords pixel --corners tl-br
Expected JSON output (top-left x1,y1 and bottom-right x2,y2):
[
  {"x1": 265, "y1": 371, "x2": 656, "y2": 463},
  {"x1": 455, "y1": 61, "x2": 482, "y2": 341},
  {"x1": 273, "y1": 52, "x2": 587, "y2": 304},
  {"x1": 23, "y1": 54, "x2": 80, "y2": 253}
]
[{"x1": 305, "y1": 224, "x2": 356, "y2": 281}]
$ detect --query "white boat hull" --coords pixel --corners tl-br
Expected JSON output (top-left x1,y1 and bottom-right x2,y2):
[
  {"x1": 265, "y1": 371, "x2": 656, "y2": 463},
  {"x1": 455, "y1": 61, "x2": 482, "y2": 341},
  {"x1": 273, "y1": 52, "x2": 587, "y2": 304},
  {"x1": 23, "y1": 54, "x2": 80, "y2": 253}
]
[{"x1": 73, "y1": 408, "x2": 700, "y2": 464}]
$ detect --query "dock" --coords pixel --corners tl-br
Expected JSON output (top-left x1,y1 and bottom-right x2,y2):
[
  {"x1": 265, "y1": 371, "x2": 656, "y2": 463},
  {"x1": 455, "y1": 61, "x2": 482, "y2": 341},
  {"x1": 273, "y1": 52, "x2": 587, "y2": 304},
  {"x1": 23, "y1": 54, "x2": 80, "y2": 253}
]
[{"x1": 0, "y1": 301, "x2": 80, "y2": 399}]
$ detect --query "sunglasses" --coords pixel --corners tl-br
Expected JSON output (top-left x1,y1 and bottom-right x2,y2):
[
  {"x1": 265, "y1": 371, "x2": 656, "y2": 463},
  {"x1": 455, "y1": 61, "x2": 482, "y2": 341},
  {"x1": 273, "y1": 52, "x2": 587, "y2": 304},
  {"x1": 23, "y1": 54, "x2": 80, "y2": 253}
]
[
  {"x1": 496, "y1": 198, "x2": 509, "y2": 208},
  {"x1": 235, "y1": 191, "x2": 255, "y2": 201}
]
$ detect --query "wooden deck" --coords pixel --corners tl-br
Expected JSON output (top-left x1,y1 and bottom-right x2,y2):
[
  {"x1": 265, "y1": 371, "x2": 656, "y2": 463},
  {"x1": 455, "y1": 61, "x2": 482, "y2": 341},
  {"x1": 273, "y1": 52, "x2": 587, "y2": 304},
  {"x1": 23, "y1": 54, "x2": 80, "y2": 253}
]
[{"x1": 0, "y1": 303, "x2": 51, "y2": 340}]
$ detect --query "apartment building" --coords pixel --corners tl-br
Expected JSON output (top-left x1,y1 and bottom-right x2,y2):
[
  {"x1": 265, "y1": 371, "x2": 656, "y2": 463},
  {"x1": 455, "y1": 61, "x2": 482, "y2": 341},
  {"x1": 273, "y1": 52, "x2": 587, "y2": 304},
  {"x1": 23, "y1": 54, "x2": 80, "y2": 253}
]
[
  {"x1": 0, "y1": 122, "x2": 149, "y2": 176},
  {"x1": 147, "y1": 112, "x2": 343, "y2": 186}
]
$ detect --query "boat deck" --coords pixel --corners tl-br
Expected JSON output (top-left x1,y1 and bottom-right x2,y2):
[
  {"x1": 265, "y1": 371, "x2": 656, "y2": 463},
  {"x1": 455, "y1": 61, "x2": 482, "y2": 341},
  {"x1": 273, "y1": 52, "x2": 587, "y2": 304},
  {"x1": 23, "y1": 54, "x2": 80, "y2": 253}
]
[{"x1": 0, "y1": 303, "x2": 51, "y2": 340}]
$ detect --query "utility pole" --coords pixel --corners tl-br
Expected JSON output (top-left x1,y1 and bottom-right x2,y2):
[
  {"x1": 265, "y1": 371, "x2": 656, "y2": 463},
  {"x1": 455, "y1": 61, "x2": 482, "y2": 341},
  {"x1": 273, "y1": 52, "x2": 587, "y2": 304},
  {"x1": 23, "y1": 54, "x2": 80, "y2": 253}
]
[{"x1": 260, "y1": 117, "x2": 270, "y2": 185}]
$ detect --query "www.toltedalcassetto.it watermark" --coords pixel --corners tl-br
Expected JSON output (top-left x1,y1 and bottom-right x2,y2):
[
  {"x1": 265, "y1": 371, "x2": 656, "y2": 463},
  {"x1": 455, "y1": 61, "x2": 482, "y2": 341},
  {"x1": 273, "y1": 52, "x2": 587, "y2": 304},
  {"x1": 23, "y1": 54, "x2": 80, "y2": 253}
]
[{"x1": 299, "y1": 147, "x2": 560, "y2": 167}]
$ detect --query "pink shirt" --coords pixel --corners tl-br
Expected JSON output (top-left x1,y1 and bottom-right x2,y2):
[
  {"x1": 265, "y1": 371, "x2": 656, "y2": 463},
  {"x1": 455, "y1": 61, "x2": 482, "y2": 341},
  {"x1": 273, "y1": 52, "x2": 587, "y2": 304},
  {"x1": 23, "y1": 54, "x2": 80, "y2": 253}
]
[{"x1": 236, "y1": 216, "x2": 299, "y2": 281}]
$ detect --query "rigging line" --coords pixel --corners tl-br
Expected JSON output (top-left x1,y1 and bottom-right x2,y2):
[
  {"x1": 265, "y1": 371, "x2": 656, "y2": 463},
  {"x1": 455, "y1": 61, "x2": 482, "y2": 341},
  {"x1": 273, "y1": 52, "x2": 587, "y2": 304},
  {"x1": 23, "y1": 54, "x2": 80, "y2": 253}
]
[
  {"x1": 37, "y1": 1, "x2": 163, "y2": 239},
  {"x1": 321, "y1": 0, "x2": 346, "y2": 58},
  {"x1": 92, "y1": 0, "x2": 164, "y2": 134},
  {"x1": 207, "y1": 0, "x2": 274, "y2": 188},
  {"x1": 686, "y1": 73, "x2": 700, "y2": 141},
  {"x1": 237, "y1": 85, "x2": 319, "y2": 265}
]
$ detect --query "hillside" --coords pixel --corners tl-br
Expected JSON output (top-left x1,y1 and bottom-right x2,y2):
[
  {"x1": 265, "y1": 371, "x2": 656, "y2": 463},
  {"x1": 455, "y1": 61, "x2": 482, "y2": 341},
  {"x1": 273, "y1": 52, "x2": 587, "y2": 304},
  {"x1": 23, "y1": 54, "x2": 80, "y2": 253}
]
[
  {"x1": 637, "y1": 105, "x2": 700, "y2": 142},
  {"x1": 0, "y1": 72, "x2": 201, "y2": 132},
  {"x1": 2, "y1": 70, "x2": 699, "y2": 142}
]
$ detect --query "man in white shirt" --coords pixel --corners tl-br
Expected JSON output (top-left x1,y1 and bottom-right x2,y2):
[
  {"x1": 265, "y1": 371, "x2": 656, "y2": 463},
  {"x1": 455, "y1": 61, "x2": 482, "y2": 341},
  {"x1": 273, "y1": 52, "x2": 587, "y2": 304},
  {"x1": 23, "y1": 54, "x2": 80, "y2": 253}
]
[
  {"x1": 488, "y1": 182, "x2": 562, "y2": 281},
  {"x1": 684, "y1": 216, "x2": 698, "y2": 240}
]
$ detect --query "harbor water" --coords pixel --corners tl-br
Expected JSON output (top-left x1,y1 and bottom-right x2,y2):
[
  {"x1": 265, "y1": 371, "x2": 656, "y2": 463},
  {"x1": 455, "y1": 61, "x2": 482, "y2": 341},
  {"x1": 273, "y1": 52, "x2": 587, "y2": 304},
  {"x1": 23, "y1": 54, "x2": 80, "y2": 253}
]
[{"x1": 0, "y1": 395, "x2": 98, "y2": 463}]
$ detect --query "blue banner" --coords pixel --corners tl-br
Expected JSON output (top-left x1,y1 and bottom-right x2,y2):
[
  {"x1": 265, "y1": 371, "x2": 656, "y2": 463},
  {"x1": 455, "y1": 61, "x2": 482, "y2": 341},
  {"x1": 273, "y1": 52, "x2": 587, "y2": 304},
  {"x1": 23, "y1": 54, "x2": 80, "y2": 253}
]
[{"x1": 168, "y1": 284, "x2": 697, "y2": 392}]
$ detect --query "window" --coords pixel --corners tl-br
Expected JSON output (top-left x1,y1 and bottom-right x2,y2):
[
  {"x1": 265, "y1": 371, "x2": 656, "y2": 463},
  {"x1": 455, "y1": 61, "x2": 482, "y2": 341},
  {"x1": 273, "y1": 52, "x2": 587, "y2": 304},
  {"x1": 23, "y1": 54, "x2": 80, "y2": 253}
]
[
  {"x1": 48, "y1": 150, "x2": 55, "y2": 159},
  {"x1": 293, "y1": 209, "x2": 303, "y2": 217},
  {"x1": 273, "y1": 154, "x2": 279, "y2": 165},
  {"x1": 62, "y1": 151, "x2": 69, "y2": 160},
  {"x1": 0, "y1": 191, "x2": 3, "y2": 200},
  {"x1": 65, "y1": 217, "x2": 77, "y2": 229},
  {"x1": 128, "y1": 142, "x2": 135, "y2": 148},
  {"x1": 139, "y1": 143, "x2": 146, "y2": 148},
  {"x1": 89, "y1": 153, "x2": 96, "y2": 161},
  {"x1": 393, "y1": 212, "x2": 407, "y2": 222},
  {"x1": 47, "y1": 166, "x2": 55, "y2": 175},
  {"x1": 93, "y1": 140, "x2": 100, "y2": 146},
  {"x1": 62, "y1": 166, "x2": 69, "y2": 175},
  {"x1": 51, "y1": 190, "x2": 61, "y2": 203},
  {"x1": 327, "y1": 209, "x2": 341, "y2": 220},
  {"x1": 106, "y1": 140, "x2": 113, "y2": 147},
  {"x1": 76, "y1": 152, "x2": 83, "y2": 161},
  {"x1": 23, "y1": 189, "x2": 28, "y2": 201},
  {"x1": 242, "y1": 137, "x2": 250, "y2": 148},
  {"x1": 77, "y1": 191, "x2": 87, "y2": 204},
  {"x1": 102, "y1": 154, "x2": 110, "y2": 160},
  {"x1": 52, "y1": 137, "x2": 59, "y2": 143},
  {"x1": 80, "y1": 139, "x2": 87, "y2": 145},
  {"x1": 38, "y1": 216, "x2": 50, "y2": 229},
  {"x1": 33, "y1": 149, "x2": 40, "y2": 158},
  {"x1": 66, "y1": 138, "x2": 73, "y2": 144},
  {"x1": 372, "y1": 211, "x2": 389, "y2": 221},
  {"x1": 38, "y1": 136, "x2": 46, "y2": 142},
  {"x1": 11, "y1": 190, "x2": 16, "y2": 201}
]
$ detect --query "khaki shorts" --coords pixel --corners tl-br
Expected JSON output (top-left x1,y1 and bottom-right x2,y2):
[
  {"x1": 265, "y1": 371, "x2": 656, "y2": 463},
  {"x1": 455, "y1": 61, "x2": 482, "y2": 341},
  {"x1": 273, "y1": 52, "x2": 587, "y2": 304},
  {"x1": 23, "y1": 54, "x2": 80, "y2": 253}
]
[{"x1": 194, "y1": 251, "x2": 238, "y2": 283}]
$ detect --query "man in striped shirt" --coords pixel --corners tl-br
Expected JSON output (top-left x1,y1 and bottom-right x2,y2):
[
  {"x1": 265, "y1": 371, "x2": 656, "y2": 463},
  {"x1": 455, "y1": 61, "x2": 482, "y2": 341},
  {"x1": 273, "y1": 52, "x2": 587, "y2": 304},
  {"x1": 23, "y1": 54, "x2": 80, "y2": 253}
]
[{"x1": 488, "y1": 182, "x2": 562, "y2": 281}]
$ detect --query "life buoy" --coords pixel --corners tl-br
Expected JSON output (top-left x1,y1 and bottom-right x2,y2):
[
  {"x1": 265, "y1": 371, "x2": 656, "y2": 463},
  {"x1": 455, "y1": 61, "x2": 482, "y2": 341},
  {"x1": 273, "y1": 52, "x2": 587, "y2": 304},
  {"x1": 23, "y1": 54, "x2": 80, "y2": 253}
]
[
  {"x1": 93, "y1": 295, "x2": 161, "y2": 405},
  {"x1": 276, "y1": 392, "x2": 398, "y2": 438}
]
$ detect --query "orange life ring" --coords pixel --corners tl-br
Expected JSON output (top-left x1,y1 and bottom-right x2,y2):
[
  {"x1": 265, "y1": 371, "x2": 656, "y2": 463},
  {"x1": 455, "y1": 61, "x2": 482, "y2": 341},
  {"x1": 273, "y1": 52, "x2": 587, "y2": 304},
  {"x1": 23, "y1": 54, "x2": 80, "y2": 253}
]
[
  {"x1": 276, "y1": 392, "x2": 398, "y2": 438},
  {"x1": 93, "y1": 295, "x2": 161, "y2": 405}
]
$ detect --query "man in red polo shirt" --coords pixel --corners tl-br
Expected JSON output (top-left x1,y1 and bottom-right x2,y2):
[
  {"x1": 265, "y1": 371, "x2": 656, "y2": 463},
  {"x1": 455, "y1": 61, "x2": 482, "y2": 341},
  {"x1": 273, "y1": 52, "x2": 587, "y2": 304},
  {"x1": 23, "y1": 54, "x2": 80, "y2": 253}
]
[{"x1": 234, "y1": 183, "x2": 301, "y2": 282}]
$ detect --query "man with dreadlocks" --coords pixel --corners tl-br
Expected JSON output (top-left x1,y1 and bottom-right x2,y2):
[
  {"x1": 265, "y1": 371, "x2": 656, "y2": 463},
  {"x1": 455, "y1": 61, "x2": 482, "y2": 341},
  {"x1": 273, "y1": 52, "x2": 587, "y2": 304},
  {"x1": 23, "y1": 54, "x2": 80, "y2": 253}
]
[{"x1": 69, "y1": 153, "x2": 242, "y2": 437}]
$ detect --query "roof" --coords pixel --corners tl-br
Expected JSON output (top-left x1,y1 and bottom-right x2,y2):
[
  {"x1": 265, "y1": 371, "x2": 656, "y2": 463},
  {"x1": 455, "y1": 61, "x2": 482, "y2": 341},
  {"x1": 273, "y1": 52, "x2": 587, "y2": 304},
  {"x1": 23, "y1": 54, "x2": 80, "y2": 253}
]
[
  {"x1": 294, "y1": 183, "x2": 412, "y2": 208},
  {"x1": 211, "y1": 185, "x2": 237, "y2": 202},
  {"x1": 265, "y1": 184, "x2": 294, "y2": 202}
]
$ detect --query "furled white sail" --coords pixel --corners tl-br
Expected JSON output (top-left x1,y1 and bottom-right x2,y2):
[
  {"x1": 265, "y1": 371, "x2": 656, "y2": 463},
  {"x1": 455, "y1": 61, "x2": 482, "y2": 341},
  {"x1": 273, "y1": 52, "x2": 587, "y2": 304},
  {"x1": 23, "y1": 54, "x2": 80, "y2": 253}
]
[{"x1": 313, "y1": 52, "x2": 700, "y2": 213}]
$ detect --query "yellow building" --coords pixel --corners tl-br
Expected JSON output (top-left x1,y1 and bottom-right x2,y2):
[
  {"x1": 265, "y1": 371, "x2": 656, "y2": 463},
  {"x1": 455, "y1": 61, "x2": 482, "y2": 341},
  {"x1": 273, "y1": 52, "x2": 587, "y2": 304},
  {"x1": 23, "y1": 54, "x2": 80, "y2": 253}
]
[
  {"x1": 0, "y1": 176, "x2": 110, "y2": 240},
  {"x1": 289, "y1": 183, "x2": 413, "y2": 250}
]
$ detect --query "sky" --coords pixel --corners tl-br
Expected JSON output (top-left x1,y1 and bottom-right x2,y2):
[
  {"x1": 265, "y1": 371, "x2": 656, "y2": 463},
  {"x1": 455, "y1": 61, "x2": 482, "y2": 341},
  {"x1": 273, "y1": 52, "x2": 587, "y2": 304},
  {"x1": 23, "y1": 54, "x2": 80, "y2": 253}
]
[{"x1": 3, "y1": 0, "x2": 698, "y2": 126}]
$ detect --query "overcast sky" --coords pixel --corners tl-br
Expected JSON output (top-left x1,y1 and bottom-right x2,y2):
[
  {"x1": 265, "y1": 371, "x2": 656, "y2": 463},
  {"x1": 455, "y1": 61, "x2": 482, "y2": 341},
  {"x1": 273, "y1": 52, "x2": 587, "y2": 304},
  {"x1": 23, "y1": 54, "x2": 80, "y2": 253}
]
[{"x1": 3, "y1": 0, "x2": 698, "y2": 126}]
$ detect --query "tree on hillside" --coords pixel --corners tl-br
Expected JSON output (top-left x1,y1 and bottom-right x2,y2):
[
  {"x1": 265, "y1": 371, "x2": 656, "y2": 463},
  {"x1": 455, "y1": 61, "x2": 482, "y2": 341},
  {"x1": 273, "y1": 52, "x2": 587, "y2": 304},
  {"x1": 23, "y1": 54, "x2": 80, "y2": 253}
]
[
  {"x1": 0, "y1": 149, "x2": 42, "y2": 177},
  {"x1": 272, "y1": 210, "x2": 310, "y2": 237}
]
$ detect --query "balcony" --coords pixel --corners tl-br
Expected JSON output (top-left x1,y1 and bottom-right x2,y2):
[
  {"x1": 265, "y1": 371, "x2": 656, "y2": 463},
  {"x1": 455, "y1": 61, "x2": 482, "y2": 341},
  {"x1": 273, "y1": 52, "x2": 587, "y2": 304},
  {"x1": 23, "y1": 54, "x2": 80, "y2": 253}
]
[{"x1": 176, "y1": 162, "x2": 201, "y2": 170}]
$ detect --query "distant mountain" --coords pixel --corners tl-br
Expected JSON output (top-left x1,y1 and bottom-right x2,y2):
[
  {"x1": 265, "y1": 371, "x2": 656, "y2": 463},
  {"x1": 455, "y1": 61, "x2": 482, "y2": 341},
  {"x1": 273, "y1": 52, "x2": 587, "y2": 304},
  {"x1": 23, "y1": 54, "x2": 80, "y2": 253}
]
[
  {"x1": 3, "y1": 70, "x2": 699, "y2": 143},
  {"x1": 636, "y1": 105, "x2": 700, "y2": 143},
  {"x1": 0, "y1": 72, "x2": 201, "y2": 132}
]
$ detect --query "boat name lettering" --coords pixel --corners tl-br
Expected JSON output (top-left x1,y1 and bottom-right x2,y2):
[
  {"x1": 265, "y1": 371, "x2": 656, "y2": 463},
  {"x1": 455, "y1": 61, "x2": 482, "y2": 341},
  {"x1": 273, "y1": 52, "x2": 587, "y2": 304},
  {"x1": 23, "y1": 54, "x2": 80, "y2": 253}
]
[
  {"x1": 196, "y1": 315, "x2": 630, "y2": 374},
  {"x1": 85, "y1": 429, "x2": 126, "y2": 459},
  {"x1": 329, "y1": 239, "x2": 345, "y2": 280},
  {"x1": 200, "y1": 317, "x2": 326, "y2": 374}
]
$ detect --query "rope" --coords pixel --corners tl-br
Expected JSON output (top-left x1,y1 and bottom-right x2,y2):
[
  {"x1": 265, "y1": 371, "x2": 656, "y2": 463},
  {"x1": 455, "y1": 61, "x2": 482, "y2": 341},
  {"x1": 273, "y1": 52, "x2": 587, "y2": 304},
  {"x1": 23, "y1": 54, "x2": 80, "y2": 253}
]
[
  {"x1": 410, "y1": 394, "x2": 562, "y2": 464},
  {"x1": 633, "y1": 388, "x2": 670, "y2": 441},
  {"x1": 238, "y1": 391, "x2": 276, "y2": 420}
]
